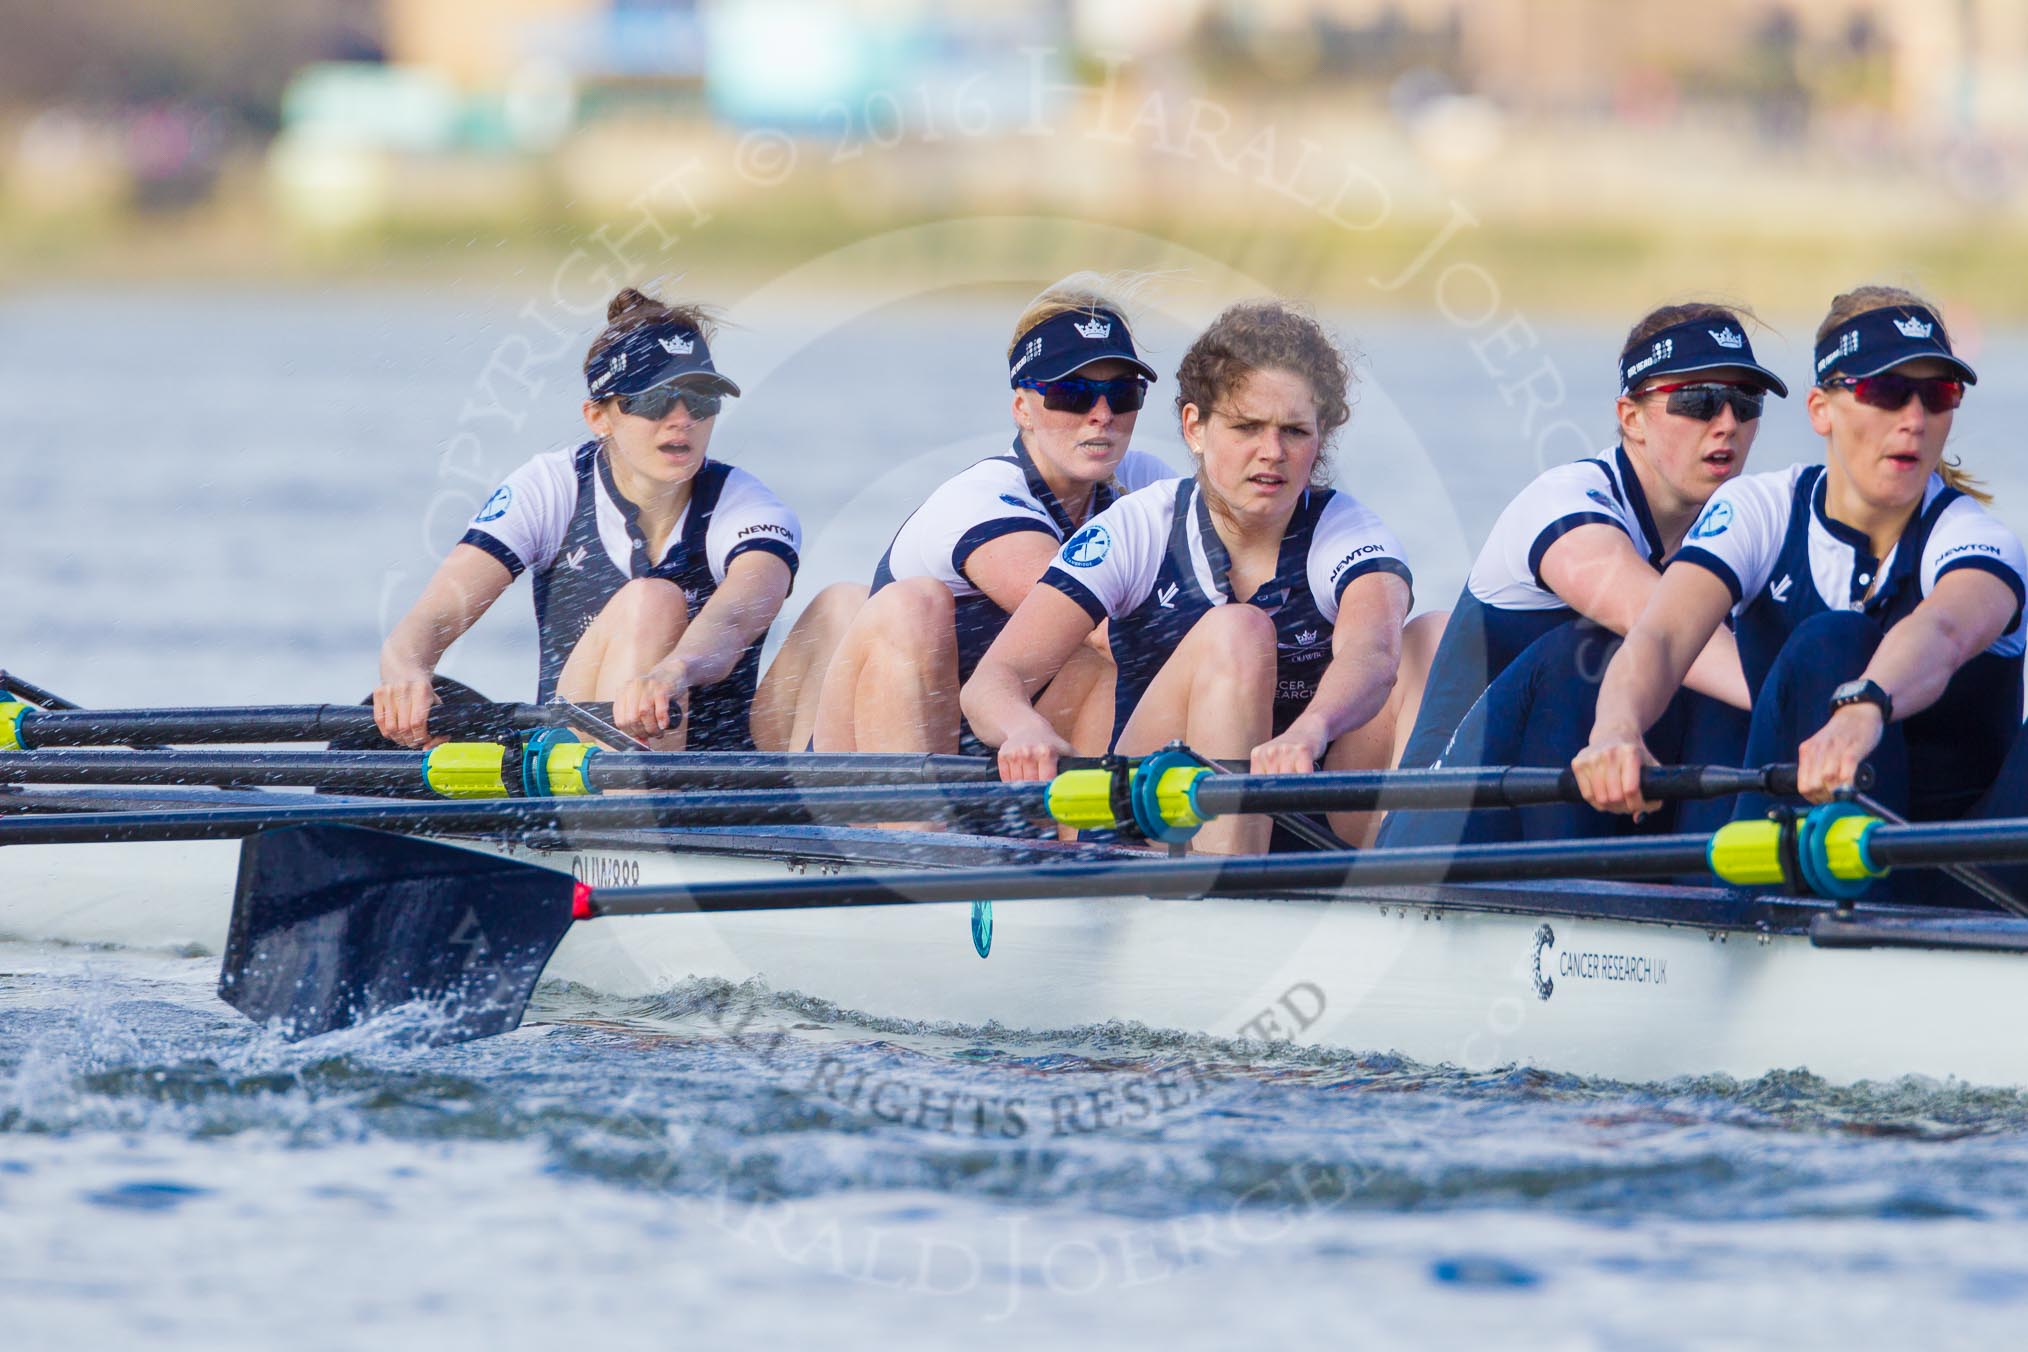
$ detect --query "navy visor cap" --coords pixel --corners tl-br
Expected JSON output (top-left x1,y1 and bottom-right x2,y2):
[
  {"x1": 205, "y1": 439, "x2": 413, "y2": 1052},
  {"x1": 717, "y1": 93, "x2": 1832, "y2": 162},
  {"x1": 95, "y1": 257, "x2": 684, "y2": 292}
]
[
  {"x1": 1813, "y1": 305, "x2": 1977, "y2": 385},
  {"x1": 1009, "y1": 307, "x2": 1159, "y2": 385},
  {"x1": 585, "y1": 321, "x2": 742, "y2": 400},
  {"x1": 1618, "y1": 318, "x2": 1788, "y2": 398}
]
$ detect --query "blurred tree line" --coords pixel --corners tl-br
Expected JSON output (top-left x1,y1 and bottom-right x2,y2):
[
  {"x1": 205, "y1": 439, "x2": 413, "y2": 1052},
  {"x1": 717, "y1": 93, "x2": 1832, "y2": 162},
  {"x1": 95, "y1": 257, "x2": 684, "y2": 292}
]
[{"x1": 0, "y1": 0, "x2": 382, "y2": 129}]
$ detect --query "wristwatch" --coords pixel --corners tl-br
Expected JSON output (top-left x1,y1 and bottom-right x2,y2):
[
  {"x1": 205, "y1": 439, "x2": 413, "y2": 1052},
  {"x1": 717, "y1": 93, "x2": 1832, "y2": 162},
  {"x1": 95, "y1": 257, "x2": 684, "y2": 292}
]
[{"x1": 1829, "y1": 678, "x2": 1893, "y2": 722}]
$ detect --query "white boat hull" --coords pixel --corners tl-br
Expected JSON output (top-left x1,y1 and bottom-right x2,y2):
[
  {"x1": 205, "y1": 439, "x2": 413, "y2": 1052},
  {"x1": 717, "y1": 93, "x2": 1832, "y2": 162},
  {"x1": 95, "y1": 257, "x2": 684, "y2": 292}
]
[{"x1": 4, "y1": 830, "x2": 2027, "y2": 1088}]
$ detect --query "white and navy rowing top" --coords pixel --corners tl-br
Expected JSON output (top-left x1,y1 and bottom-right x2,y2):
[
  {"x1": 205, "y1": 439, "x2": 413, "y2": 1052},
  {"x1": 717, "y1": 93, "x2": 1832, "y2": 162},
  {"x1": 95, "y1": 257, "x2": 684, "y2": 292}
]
[
  {"x1": 1675, "y1": 463, "x2": 2027, "y2": 692},
  {"x1": 1040, "y1": 478, "x2": 1412, "y2": 739},
  {"x1": 871, "y1": 436, "x2": 1175, "y2": 672},
  {"x1": 1401, "y1": 445, "x2": 1664, "y2": 768},
  {"x1": 461, "y1": 441, "x2": 801, "y2": 748}
]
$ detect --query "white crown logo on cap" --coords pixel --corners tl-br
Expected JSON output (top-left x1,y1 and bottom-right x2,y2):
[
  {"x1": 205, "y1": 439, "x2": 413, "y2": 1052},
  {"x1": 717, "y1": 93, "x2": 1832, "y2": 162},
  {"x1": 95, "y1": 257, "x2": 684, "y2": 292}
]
[
  {"x1": 1893, "y1": 315, "x2": 1934, "y2": 340},
  {"x1": 1709, "y1": 327, "x2": 1745, "y2": 349},
  {"x1": 1073, "y1": 316, "x2": 1112, "y2": 340},
  {"x1": 657, "y1": 334, "x2": 695, "y2": 355}
]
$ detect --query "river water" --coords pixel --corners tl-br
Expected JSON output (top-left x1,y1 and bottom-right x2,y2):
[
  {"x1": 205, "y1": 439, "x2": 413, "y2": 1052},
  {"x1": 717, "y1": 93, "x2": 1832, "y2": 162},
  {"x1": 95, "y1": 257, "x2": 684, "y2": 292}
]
[{"x1": 6, "y1": 284, "x2": 2028, "y2": 1348}]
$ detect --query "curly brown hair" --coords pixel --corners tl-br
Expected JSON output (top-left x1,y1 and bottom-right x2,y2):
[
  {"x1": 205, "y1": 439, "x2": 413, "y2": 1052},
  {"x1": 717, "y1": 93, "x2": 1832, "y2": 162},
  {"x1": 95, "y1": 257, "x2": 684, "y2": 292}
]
[
  {"x1": 583, "y1": 287, "x2": 722, "y2": 379},
  {"x1": 1173, "y1": 301, "x2": 1354, "y2": 488}
]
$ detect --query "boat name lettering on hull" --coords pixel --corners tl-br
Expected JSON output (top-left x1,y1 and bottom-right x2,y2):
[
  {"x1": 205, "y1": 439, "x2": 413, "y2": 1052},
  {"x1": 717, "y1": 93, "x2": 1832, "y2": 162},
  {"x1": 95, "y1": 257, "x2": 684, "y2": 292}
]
[
  {"x1": 571, "y1": 854, "x2": 641, "y2": 888},
  {"x1": 1557, "y1": 948, "x2": 1666, "y2": 986},
  {"x1": 1531, "y1": 925, "x2": 1666, "y2": 1000}
]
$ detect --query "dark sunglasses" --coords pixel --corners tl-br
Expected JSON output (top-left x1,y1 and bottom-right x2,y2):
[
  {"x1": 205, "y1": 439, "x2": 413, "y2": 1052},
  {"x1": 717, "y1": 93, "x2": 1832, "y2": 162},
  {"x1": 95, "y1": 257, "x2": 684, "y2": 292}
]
[
  {"x1": 616, "y1": 383, "x2": 723, "y2": 421},
  {"x1": 1641, "y1": 381, "x2": 1766, "y2": 422},
  {"x1": 1016, "y1": 375, "x2": 1148, "y2": 414},
  {"x1": 1820, "y1": 374, "x2": 1965, "y2": 414}
]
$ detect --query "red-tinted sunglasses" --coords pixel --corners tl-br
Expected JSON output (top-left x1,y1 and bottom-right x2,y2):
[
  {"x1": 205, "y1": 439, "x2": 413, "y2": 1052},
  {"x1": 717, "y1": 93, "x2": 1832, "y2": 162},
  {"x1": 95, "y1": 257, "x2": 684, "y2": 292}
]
[{"x1": 1820, "y1": 374, "x2": 1965, "y2": 414}]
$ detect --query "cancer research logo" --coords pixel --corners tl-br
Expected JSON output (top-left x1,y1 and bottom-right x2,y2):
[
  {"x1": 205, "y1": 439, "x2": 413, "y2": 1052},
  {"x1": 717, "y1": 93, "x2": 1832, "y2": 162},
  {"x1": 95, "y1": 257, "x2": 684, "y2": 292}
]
[
  {"x1": 657, "y1": 334, "x2": 696, "y2": 355},
  {"x1": 1893, "y1": 314, "x2": 1934, "y2": 340},
  {"x1": 1073, "y1": 316, "x2": 1113, "y2": 341},
  {"x1": 1010, "y1": 336, "x2": 1044, "y2": 375},
  {"x1": 476, "y1": 485, "x2": 513, "y2": 523},
  {"x1": 1624, "y1": 337, "x2": 1674, "y2": 382},
  {"x1": 1531, "y1": 924, "x2": 1556, "y2": 1001},
  {"x1": 1062, "y1": 523, "x2": 1111, "y2": 568},
  {"x1": 1688, "y1": 500, "x2": 1732, "y2": 540},
  {"x1": 1709, "y1": 326, "x2": 1745, "y2": 349}
]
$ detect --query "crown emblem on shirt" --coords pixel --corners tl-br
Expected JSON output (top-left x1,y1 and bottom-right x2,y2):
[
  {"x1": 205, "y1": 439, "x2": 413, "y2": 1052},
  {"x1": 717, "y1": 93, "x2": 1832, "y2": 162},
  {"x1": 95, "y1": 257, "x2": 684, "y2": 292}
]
[
  {"x1": 1073, "y1": 316, "x2": 1112, "y2": 340},
  {"x1": 1893, "y1": 315, "x2": 1933, "y2": 339},
  {"x1": 1709, "y1": 326, "x2": 1744, "y2": 349},
  {"x1": 657, "y1": 334, "x2": 695, "y2": 355},
  {"x1": 1295, "y1": 628, "x2": 1319, "y2": 646}
]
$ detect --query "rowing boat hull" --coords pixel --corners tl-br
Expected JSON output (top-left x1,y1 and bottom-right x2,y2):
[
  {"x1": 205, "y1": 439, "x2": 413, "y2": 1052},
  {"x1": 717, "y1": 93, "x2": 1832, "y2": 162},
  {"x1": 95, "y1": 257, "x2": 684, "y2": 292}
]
[{"x1": 4, "y1": 824, "x2": 2027, "y2": 1087}]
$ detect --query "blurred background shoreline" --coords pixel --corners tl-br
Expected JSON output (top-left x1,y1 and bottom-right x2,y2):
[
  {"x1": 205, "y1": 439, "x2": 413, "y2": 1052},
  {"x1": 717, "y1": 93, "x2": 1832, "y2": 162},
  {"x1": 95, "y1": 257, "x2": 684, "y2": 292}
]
[{"x1": 7, "y1": 0, "x2": 2028, "y2": 318}]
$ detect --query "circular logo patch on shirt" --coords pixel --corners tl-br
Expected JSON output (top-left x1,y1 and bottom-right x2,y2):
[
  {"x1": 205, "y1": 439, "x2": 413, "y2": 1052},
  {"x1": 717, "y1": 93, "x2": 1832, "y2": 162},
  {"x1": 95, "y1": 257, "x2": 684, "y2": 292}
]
[
  {"x1": 1688, "y1": 500, "x2": 1732, "y2": 540},
  {"x1": 476, "y1": 485, "x2": 513, "y2": 523},
  {"x1": 1062, "y1": 523, "x2": 1112, "y2": 568}
]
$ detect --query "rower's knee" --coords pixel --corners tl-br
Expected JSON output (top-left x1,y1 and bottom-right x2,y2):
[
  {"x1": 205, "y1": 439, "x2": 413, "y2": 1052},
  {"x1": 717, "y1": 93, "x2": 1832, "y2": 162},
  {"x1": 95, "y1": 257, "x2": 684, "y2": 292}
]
[
  {"x1": 598, "y1": 577, "x2": 689, "y2": 629},
  {"x1": 865, "y1": 577, "x2": 957, "y2": 651},
  {"x1": 1191, "y1": 604, "x2": 1278, "y2": 683},
  {"x1": 802, "y1": 581, "x2": 869, "y2": 636}
]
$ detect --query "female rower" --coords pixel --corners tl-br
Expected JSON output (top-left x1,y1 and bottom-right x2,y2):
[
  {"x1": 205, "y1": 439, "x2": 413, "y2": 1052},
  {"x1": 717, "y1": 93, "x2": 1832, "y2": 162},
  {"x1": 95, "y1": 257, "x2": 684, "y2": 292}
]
[
  {"x1": 962, "y1": 299, "x2": 1432, "y2": 853},
  {"x1": 375, "y1": 287, "x2": 861, "y2": 750},
  {"x1": 1577, "y1": 285, "x2": 2026, "y2": 844},
  {"x1": 813, "y1": 276, "x2": 1174, "y2": 757},
  {"x1": 1382, "y1": 302, "x2": 1781, "y2": 844}
]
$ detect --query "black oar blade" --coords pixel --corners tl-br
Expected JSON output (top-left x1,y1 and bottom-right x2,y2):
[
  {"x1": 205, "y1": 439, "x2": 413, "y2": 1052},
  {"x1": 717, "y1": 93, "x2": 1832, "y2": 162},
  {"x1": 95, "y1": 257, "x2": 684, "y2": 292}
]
[{"x1": 219, "y1": 825, "x2": 577, "y2": 1044}]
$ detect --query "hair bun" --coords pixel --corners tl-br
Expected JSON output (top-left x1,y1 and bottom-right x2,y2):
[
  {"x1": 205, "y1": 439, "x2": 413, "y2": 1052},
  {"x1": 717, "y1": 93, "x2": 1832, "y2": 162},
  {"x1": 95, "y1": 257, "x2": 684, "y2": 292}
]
[{"x1": 606, "y1": 287, "x2": 658, "y2": 323}]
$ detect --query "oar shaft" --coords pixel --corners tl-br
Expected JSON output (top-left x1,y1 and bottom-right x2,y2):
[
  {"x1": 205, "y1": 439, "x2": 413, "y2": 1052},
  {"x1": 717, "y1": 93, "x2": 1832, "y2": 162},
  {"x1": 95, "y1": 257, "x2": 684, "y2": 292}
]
[
  {"x1": 584, "y1": 834, "x2": 1718, "y2": 916},
  {"x1": 0, "y1": 782, "x2": 1048, "y2": 845},
  {"x1": 1189, "y1": 764, "x2": 1799, "y2": 815},
  {"x1": 2, "y1": 703, "x2": 608, "y2": 749},
  {"x1": 0, "y1": 748, "x2": 1003, "y2": 794}
]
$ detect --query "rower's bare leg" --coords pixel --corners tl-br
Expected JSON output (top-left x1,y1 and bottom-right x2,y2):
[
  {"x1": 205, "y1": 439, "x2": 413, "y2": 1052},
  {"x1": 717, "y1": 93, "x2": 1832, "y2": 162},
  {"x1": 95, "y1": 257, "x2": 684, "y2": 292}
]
[
  {"x1": 1321, "y1": 611, "x2": 1453, "y2": 846},
  {"x1": 809, "y1": 578, "x2": 962, "y2": 829},
  {"x1": 1038, "y1": 645, "x2": 1117, "y2": 841},
  {"x1": 750, "y1": 582, "x2": 868, "y2": 753},
  {"x1": 1114, "y1": 605, "x2": 1277, "y2": 854},
  {"x1": 557, "y1": 578, "x2": 691, "y2": 751},
  {"x1": 1390, "y1": 611, "x2": 1448, "y2": 768}
]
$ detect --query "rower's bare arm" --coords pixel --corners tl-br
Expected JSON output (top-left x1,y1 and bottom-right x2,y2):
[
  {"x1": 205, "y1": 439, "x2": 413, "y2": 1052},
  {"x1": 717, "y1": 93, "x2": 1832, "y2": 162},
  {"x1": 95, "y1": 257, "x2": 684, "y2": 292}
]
[
  {"x1": 1540, "y1": 525, "x2": 1749, "y2": 709},
  {"x1": 667, "y1": 552, "x2": 793, "y2": 688},
  {"x1": 1576, "y1": 564, "x2": 1733, "y2": 814},
  {"x1": 1795, "y1": 570, "x2": 2019, "y2": 801},
  {"x1": 965, "y1": 533, "x2": 1065, "y2": 615},
  {"x1": 1255, "y1": 573, "x2": 1410, "y2": 773},
  {"x1": 960, "y1": 586, "x2": 1100, "y2": 780},
  {"x1": 375, "y1": 544, "x2": 514, "y2": 746},
  {"x1": 1864, "y1": 569, "x2": 2017, "y2": 719}
]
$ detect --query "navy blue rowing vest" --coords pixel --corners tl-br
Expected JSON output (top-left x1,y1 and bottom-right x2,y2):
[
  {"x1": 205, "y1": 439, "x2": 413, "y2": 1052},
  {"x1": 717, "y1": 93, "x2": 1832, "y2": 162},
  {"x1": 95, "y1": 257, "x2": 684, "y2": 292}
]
[
  {"x1": 1735, "y1": 466, "x2": 1959, "y2": 693},
  {"x1": 532, "y1": 443, "x2": 759, "y2": 751},
  {"x1": 1110, "y1": 479, "x2": 1338, "y2": 739}
]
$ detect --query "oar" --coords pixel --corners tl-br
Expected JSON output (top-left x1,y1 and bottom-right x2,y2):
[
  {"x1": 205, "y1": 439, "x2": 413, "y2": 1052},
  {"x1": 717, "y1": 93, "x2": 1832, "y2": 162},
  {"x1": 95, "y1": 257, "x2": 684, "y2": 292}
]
[
  {"x1": 0, "y1": 702, "x2": 614, "y2": 750},
  {"x1": 0, "y1": 670, "x2": 83, "y2": 710},
  {"x1": 0, "y1": 763, "x2": 1807, "y2": 845},
  {"x1": 217, "y1": 806, "x2": 2028, "y2": 1043},
  {"x1": 0, "y1": 748, "x2": 1003, "y2": 796}
]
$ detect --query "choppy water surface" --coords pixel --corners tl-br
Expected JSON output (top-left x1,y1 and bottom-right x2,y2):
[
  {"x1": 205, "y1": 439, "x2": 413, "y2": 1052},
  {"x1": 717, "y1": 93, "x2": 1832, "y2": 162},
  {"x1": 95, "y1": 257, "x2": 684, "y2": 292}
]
[
  {"x1": 8, "y1": 947, "x2": 2028, "y2": 1349},
  {"x1": 9, "y1": 287, "x2": 2028, "y2": 1346}
]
